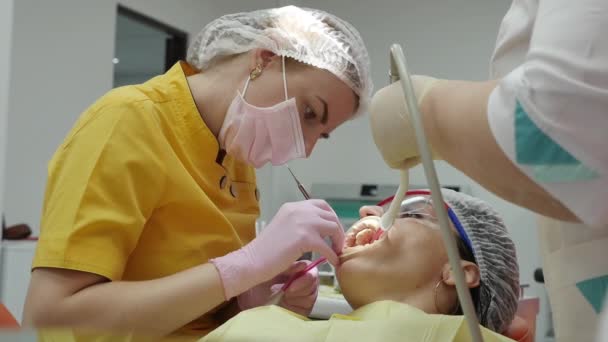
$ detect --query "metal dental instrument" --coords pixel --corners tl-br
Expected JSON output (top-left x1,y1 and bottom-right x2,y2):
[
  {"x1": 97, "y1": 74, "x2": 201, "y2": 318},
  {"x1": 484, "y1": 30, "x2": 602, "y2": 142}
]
[
  {"x1": 265, "y1": 165, "x2": 326, "y2": 307},
  {"x1": 287, "y1": 165, "x2": 311, "y2": 200},
  {"x1": 389, "y1": 44, "x2": 484, "y2": 342}
]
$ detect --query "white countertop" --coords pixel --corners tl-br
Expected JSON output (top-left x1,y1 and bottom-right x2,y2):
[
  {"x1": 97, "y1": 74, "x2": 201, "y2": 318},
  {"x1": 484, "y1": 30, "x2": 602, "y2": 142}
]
[{"x1": 1, "y1": 239, "x2": 37, "y2": 250}]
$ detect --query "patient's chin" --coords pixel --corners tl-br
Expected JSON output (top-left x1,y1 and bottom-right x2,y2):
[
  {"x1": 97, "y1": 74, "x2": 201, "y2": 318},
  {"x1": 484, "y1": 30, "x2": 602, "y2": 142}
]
[{"x1": 335, "y1": 270, "x2": 367, "y2": 309}]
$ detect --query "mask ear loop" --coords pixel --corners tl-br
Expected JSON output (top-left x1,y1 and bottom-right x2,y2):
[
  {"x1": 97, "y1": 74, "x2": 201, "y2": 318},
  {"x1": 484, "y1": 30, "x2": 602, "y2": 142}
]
[{"x1": 281, "y1": 55, "x2": 289, "y2": 100}]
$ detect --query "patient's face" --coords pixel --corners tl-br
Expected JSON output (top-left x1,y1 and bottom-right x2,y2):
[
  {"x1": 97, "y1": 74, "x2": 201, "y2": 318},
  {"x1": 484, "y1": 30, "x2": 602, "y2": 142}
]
[{"x1": 336, "y1": 196, "x2": 451, "y2": 309}]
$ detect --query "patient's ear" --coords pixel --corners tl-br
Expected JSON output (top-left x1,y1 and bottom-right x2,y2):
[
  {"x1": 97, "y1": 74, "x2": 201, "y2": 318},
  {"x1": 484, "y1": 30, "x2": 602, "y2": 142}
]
[{"x1": 441, "y1": 261, "x2": 480, "y2": 289}]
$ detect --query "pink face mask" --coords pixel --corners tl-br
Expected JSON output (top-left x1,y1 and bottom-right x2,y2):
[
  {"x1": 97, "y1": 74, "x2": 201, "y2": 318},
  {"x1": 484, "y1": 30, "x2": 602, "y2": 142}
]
[{"x1": 218, "y1": 57, "x2": 306, "y2": 168}]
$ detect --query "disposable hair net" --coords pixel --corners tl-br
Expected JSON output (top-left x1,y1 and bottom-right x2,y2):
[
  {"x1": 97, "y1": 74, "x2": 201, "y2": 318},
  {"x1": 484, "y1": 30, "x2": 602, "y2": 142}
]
[
  {"x1": 441, "y1": 189, "x2": 520, "y2": 333},
  {"x1": 187, "y1": 6, "x2": 373, "y2": 117}
]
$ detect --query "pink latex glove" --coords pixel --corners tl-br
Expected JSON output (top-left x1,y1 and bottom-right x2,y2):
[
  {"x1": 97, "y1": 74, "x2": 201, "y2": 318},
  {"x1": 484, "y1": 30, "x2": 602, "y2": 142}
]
[
  {"x1": 238, "y1": 260, "x2": 319, "y2": 316},
  {"x1": 211, "y1": 199, "x2": 344, "y2": 300}
]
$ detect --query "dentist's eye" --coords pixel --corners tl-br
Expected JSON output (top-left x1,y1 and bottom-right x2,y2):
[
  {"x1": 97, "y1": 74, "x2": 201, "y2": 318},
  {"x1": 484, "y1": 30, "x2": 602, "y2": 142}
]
[{"x1": 304, "y1": 106, "x2": 317, "y2": 120}]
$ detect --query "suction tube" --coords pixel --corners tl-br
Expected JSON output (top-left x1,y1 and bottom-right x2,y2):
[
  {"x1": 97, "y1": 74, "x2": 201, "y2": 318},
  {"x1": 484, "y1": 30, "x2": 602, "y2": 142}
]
[{"x1": 388, "y1": 44, "x2": 484, "y2": 342}]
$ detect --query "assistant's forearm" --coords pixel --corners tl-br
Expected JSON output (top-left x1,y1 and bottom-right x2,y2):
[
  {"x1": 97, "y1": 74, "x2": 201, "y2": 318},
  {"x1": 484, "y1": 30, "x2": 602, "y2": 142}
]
[{"x1": 422, "y1": 79, "x2": 578, "y2": 222}]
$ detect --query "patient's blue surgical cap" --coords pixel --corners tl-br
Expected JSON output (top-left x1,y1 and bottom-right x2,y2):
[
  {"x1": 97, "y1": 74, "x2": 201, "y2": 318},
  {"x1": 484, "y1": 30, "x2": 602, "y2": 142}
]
[{"x1": 442, "y1": 189, "x2": 520, "y2": 333}]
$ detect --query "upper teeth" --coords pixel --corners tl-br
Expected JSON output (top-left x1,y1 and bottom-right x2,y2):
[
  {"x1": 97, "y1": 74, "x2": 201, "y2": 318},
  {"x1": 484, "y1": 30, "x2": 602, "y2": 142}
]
[{"x1": 355, "y1": 228, "x2": 377, "y2": 246}]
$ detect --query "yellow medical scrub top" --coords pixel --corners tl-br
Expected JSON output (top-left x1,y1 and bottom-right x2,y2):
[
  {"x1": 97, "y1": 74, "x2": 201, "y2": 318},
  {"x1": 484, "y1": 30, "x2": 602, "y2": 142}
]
[
  {"x1": 33, "y1": 62, "x2": 260, "y2": 339},
  {"x1": 201, "y1": 301, "x2": 516, "y2": 342}
]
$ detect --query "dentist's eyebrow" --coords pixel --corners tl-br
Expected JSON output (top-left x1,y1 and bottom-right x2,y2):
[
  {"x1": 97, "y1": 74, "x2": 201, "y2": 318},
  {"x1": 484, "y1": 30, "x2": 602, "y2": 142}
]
[{"x1": 316, "y1": 96, "x2": 328, "y2": 125}]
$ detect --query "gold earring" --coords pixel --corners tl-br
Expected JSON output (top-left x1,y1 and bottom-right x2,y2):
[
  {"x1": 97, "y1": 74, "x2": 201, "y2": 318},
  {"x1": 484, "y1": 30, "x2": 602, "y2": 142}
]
[
  {"x1": 434, "y1": 280, "x2": 443, "y2": 314},
  {"x1": 434, "y1": 279, "x2": 460, "y2": 315},
  {"x1": 250, "y1": 64, "x2": 263, "y2": 80}
]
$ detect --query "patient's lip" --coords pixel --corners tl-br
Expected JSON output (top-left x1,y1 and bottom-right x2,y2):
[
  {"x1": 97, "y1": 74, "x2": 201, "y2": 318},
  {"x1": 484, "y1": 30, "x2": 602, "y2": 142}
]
[
  {"x1": 339, "y1": 245, "x2": 364, "y2": 261},
  {"x1": 372, "y1": 228, "x2": 385, "y2": 241},
  {"x1": 340, "y1": 241, "x2": 377, "y2": 261},
  {"x1": 341, "y1": 229, "x2": 386, "y2": 261}
]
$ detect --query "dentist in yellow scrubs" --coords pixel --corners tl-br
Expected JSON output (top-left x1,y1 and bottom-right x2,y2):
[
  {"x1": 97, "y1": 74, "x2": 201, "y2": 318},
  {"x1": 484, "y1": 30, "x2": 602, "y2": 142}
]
[{"x1": 22, "y1": 6, "x2": 372, "y2": 340}]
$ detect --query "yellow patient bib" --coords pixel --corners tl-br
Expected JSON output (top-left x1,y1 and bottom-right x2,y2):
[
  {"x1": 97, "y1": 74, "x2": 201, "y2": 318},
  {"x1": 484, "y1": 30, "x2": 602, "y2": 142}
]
[
  {"x1": 201, "y1": 301, "x2": 515, "y2": 342},
  {"x1": 34, "y1": 62, "x2": 260, "y2": 340}
]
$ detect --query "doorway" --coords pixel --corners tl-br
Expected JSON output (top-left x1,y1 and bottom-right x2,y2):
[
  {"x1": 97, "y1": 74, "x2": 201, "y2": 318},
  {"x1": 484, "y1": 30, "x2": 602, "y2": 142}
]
[{"x1": 113, "y1": 6, "x2": 188, "y2": 87}]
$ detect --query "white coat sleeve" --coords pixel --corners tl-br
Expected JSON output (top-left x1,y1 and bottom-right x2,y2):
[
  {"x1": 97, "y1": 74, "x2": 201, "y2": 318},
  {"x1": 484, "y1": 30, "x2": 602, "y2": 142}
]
[{"x1": 487, "y1": 0, "x2": 608, "y2": 228}]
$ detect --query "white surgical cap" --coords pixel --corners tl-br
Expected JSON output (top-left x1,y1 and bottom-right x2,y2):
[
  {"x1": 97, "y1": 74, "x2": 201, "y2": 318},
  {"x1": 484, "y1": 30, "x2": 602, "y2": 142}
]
[
  {"x1": 186, "y1": 6, "x2": 373, "y2": 117},
  {"x1": 442, "y1": 189, "x2": 520, "y2": 333}
]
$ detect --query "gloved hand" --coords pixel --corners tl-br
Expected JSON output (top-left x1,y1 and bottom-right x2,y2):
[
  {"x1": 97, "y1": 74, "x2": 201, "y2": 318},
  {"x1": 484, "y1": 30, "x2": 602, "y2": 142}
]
[
  {"x1": 369, "y1": 75, "x2": 442, "y2": 169},
  {"x1": 211, "y1": 199, "x2": 343, "y2": 300},
  {"x1": 238, "y1": 260, "x2": 319, "y2": 316}
]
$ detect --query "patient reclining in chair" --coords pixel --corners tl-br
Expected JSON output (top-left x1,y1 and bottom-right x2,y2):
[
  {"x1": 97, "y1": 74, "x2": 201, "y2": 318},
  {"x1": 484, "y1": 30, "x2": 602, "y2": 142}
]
[{"x1": 201, "y1": 189, "x2": 521, "y2": 342}]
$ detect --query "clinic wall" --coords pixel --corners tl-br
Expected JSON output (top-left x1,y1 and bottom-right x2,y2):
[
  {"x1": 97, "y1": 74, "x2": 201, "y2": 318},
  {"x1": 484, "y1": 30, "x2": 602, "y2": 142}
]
[
  {"x1": 4, "y1": 0, "x2": 278, "y2": 236},
  {"x1": 0, "y1": 0, "x2": 14, "y2": 223},
  {"x1": 5, "y1": 0, "x2": 116, "y2": 236},
  {"x1": 270, "y1": 1, "x2": 550, "y2": 340}
]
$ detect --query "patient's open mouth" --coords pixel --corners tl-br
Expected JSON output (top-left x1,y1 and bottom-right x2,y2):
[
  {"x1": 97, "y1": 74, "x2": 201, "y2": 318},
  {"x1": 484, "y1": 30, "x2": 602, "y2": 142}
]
[
  {"x1": 354, "y1": 227, "x2": 378, "y2": 246},
  {"x1": 343, "y1": 216, "x2": 384, "y2": 256}
]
